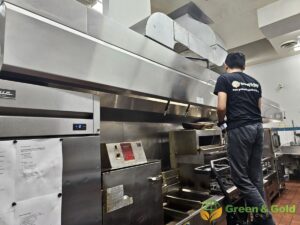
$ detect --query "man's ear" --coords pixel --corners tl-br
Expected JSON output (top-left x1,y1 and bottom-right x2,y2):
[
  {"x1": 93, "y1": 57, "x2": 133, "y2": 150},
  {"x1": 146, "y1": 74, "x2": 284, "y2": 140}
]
[{"x1": 224, "y1": 63, "x2": 229, "y2": 71}]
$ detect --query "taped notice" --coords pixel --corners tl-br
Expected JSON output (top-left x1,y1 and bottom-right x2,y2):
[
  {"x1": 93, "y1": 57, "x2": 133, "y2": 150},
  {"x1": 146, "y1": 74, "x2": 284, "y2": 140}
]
[
  {"x1": 15, "y1": 193, "x2": 62, "y2": 225},
  {"x1": 15, "y1": 139, "x2": 63, "y2": 201},
  {"x1": 0, "y1": 138, "x2": 63, "y2": 225},
  {"x1": 0, "y1": 210, "x2": 14, "y2": 225},
  {"x1": 0, "y1": 141, "x2": 15, "y2": 212},
  {"x1": 106, "y1": 185, "x2": 133, "y2": 213}
]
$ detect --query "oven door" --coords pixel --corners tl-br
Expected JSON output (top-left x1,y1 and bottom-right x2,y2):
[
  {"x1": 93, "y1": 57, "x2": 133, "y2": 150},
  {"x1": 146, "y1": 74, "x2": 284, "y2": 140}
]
[{"x1": 102, "y1": 161, "x2": 163, "y2": 225}]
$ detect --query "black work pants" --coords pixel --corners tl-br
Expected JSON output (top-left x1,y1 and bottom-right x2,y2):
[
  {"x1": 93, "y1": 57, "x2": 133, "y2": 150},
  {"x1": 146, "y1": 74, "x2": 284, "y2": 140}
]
[{"x1": 227, "y1": 123, "x2": 275, "y2": 225}]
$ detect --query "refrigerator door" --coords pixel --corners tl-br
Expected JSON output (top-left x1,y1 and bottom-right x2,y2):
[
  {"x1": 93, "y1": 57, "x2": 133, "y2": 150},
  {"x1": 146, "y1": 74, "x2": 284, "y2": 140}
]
[{"x1": 62, "y1": 136, "x2": 102, "y2": 225}]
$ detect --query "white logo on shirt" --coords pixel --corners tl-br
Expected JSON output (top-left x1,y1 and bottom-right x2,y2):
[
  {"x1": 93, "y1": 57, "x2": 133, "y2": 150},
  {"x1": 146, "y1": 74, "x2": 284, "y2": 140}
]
[
  {"x1": 231, "y1": 81, "x2": 260, "y2": 93},
  {"x1": 232, "y1": 81, "x2": 241, "y2": 88}
]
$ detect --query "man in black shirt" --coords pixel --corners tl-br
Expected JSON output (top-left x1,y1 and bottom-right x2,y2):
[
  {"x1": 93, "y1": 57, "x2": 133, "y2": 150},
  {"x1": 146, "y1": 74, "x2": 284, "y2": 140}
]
[{"x1": 214, "y1": 52, "x2": 275, "y2": 225}]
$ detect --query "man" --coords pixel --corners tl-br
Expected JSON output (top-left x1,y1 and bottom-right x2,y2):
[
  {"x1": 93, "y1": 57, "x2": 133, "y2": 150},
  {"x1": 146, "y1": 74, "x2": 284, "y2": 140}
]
[{"x1": 214, "y1": 52, "x2": 275, "y2": 225}]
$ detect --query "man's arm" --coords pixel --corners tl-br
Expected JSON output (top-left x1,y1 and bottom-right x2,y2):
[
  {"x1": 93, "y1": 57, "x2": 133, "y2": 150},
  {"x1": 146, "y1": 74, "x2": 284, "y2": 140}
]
[
  {"x1": 217, "y1": 92, "x2": 227, "y2": 122},
  {"x1": 258, "y1": 98, "x2": 262, "y2": 112}
]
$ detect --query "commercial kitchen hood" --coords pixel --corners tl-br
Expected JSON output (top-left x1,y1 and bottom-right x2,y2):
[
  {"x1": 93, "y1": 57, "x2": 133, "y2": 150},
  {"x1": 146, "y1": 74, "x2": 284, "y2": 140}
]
[
  {"x1": 0, "y1": 0, "x2": 218, "y2": 107},
  {"x1": 0, "y1": 0, "x2": 283, "y2": 121}
]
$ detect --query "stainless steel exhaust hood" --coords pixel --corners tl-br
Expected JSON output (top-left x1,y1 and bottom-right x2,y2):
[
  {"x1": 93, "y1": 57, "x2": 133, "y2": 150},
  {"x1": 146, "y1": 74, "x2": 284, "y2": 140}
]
[
  {"x1": 0, "y1": 1, "x2": 218, "y2": 108},
  {"x1": 0, "y1": 0, "x2": 283, "y2": 121}
]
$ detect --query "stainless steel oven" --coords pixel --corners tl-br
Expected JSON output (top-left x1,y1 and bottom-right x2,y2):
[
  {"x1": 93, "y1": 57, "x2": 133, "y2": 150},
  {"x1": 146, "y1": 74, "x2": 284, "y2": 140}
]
[
  {"x1": 101, "y1": 141, "x2": 163, "y2": 225},
  {"x1": 169, "y1": 129, "x2": 226, "y2": 191}
]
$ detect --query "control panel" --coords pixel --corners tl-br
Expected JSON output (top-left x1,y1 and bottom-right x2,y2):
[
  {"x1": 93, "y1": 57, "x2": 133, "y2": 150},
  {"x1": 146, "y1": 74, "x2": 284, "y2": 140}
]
[
  {"x1": 73, "y1": 123, "x2": 87, "y2": 131},
  {"x1": 101, "y1": 141, "x2": 147, "y2": 169}
]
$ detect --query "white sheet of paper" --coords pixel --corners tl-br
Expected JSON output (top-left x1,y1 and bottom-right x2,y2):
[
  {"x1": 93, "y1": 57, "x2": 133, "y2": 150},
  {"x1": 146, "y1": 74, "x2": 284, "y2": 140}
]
[
  {"x1": 15, "y1": 193, "x2": 61, "y2": 225},
  {"x1": 0, "y1": 210, "x2": 14, "y2": 225},
  {"x1": 0, "y1": 141, "x2": 15, "y2": 212},
  {"x1": 15, "y1": 139, "x2": 63, "y2": 201}
]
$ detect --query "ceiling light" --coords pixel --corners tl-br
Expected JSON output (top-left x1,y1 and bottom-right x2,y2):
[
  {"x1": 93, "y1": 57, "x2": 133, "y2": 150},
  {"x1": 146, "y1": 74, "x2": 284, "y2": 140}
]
[
  {"x1": 280, "y1": 40, "x2": 298, "y2": 49},
  {"x1": 294, "y1": 45, "x2": 300, "y2": 52}
]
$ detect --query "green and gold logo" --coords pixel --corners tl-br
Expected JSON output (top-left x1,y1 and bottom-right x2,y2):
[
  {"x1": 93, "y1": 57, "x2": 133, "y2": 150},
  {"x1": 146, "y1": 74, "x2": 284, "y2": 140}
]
[{"x1": 200, "y1": 199, "x2": 223, "y2": 223}]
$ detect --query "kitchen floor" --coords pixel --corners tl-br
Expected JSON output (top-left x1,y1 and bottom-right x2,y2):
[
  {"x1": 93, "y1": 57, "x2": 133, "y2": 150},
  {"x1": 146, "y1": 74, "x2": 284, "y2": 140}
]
[
  {"x1": 273, "y1": 181, "x2": 300, "y2": 225},
  {"x1": 218, "y1": 181, "x2": 300, "y2": 225}
]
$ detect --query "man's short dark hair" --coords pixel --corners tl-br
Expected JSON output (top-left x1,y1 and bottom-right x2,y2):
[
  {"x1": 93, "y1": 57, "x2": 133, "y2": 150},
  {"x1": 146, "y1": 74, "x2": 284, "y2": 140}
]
[{"x1": 225, "y1": 52, "x2": 246, "y2": 70}]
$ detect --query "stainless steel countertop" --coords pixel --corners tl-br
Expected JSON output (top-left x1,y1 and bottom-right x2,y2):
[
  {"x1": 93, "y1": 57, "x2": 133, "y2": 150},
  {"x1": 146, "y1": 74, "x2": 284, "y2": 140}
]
[{"x1": 281, "y1": 146, "x2": 300, "y2": 156}]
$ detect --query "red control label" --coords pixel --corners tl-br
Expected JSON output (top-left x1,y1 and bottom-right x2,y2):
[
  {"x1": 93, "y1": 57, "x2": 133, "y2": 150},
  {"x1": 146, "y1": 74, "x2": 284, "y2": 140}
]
[{"x1": 120, "y1": 143, "x2": 135, "y2": 161}]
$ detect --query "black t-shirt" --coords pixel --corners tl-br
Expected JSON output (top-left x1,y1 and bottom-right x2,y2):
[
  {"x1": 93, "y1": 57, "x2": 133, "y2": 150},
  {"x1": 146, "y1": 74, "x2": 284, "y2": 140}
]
[{"x1": 214, "y1": 72, "x2": 262, "y2": 130}]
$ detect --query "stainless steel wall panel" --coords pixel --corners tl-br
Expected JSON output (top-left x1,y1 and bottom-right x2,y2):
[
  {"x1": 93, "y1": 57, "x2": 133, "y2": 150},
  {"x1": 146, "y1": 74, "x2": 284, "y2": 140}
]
[
  {"x1": 1, "y1": 3, "x2": 217, "y2": 107},
  {"x1": 123, "y1": 122, "x2": 170, "y2": 160},
  {"x1": 0, "y1": 116, "x2": 94, "y2": 137},
  {"x1": 5, "y1": 0, "x2": 87, "y2": 32},
  {"x1": 100, "y1": 93, "x2": 167, "y2": 114},
  {"x1": 62, "y1": 136, "x2": 101, "y2": 225},
  {"x1": 100, "y1": 122, "x2": 124, "y2": 144},
  {"x1": 100, "y1": 121, "x2": 181, "y2": 170},
  {"x1": 0, "y1": 4, "x2": 4, "y2": 71},
  {"x1": 93, "y1": 95, "x2": 100, "y2": 132},
  {"x1": 0, "y1": 79, "x2": 95, "y2": 113}
]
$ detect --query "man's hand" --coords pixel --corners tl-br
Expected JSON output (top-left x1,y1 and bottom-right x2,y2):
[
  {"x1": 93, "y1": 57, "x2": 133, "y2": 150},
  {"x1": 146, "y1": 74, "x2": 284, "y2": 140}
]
[{"x1": 217, "y1": 121, "x2": 227, "y2": 132}]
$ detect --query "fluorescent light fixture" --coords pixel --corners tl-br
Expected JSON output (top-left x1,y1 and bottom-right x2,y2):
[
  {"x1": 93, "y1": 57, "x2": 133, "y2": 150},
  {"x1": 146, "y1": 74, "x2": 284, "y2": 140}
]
[
  {"x1": 170, "y1": 101, "x2": 188, "y2": 107},
  {"x1": 181, "y1": 188, "x2": 192, "y2": 193},
  {"x1": 144, "y1": 97, "x2": 168, "y2": 104}
]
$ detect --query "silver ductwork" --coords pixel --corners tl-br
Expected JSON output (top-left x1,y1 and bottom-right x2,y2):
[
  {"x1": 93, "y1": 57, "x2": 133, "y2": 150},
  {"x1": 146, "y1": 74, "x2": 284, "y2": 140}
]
[
  {"x1": 76, "y1": 0, "x2": 97, "y2": 6},
  {"x1": 174, "y1": 14, "x2": 227, "y2": 60},
  {"x1": 145, "y1": 15, "x2": 227, "y2": 66},
  {"x1": 132, "y1": 2, "x2": 227, "y2": 66},
  {"x1": 143, "y1": 3, "x2": 227, "y2": 66},
  {"x1": 168, "y1": 2, "x2": 213, "y2": 25}
]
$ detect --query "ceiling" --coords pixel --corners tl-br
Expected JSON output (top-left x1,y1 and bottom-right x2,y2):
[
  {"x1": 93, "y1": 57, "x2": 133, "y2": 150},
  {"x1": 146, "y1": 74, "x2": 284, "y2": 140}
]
[
  {"x1": 151, "y1": 0, "x2": 300, "y2": 65},
  {"x1": 151, "y1": 0, "x2": 277, "y2": 49}
]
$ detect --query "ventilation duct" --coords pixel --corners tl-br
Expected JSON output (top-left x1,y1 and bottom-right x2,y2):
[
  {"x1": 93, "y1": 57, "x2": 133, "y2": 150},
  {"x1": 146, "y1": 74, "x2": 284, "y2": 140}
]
[
  {"x1": 132, "y1": 2, "x2": 227, "y2": 66},
  {"x1": 76, "y1": 0, "x2": 97, "y2": 6}
]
